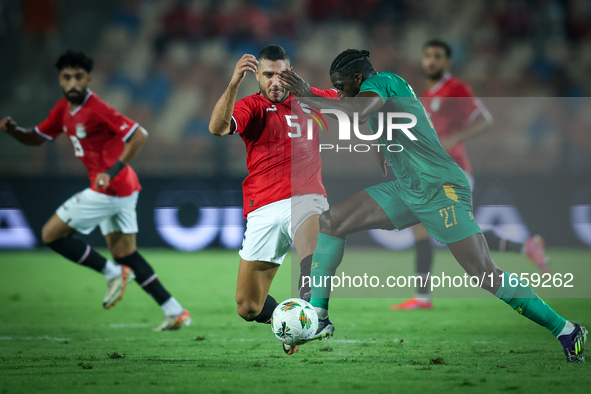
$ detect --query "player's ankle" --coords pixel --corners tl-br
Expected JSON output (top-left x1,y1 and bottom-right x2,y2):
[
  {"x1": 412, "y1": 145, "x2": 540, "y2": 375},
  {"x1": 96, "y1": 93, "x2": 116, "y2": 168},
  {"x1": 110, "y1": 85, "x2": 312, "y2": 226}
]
[
  {"x1": 315, "y1": 307, "x2": 329, "y2": 319},
  {"x1": 102, "y1": 260, "x2": 122, "y2": 280},
  {"x1": 160, "y1": 297, "x2": 184, "y2": 317},
  {"x1": 557, "y1": 321, "x2": 576, "y2": 338},
  {"x1": 415, "y1": 294, "x2": 431, "y2": 302}
]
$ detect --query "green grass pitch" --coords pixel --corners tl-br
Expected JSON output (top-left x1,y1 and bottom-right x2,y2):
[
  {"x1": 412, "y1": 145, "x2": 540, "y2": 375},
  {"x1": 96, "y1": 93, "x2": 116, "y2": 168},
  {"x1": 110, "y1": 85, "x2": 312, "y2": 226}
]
[{"x1": 0, "y1": 248, "x2": 589, "y2": 393}]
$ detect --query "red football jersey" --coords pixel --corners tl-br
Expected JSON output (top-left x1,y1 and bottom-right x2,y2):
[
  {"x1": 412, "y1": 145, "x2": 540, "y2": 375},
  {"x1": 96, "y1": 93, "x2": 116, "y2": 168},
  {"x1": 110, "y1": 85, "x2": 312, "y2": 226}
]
[
  {"x1": 422, "y1": 74, "x2": 484, "y2": 174},
  {"x1": 35, "y1": 91, "x2": 141, "y2": 197},
  {"x1": 232, "y1": 87, "x2": 338, "y2": 217}
]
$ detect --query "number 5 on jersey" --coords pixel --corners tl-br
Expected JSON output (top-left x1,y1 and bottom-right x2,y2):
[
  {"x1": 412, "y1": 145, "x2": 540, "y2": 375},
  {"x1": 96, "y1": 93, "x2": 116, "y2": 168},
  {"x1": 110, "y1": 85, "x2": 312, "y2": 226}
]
[{"x1": 285, "y1": 115, "x2": 314, "y2": 139}]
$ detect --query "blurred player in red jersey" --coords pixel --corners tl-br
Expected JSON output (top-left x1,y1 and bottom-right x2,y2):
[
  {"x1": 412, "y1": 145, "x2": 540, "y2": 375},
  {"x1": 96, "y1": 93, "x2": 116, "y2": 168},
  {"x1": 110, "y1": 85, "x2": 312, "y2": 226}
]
[
  {"x1": 0, "y1": 50, "x2": 191, "y2": 331},
  {"x1": 391, "y1": 40, "x2": 551, "y2": 311},
  {"x1": 209, "y1": 45, "x2": 338, "y2": 355}
]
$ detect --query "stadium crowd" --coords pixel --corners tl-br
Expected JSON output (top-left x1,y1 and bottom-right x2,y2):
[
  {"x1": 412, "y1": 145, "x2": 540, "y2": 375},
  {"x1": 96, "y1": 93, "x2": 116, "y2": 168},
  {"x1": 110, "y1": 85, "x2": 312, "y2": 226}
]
[{"x1": 0, "y1": 0, "x2": 590, "y2": 177}]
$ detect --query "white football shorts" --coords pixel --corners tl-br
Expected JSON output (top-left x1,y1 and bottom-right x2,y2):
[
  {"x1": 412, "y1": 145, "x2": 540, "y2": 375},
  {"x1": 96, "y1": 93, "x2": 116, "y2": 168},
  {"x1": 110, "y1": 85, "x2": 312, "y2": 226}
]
[
  {"x1": 56, "y1": 188, "x2": 139, "y2": 236},
  {"x1": 239, "y1": 194, "x2": 329, "y2": 265}
]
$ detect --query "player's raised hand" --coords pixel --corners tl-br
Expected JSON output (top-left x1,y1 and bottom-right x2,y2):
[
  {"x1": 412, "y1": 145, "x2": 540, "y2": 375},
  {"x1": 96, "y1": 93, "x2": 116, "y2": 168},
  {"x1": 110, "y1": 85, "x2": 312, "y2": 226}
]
[
  {"x1": 278, "y1": 70, "x2": 313, "y2": 97},
  {"x1": 230, "y1": 54, "x2": 258, "y2": 86},
  {"x1": 0, "y1": 117, "x2": 17, "y2": 134},
  {"x1": 95, "y1": 173, "x2": 110, "y2": 191}
]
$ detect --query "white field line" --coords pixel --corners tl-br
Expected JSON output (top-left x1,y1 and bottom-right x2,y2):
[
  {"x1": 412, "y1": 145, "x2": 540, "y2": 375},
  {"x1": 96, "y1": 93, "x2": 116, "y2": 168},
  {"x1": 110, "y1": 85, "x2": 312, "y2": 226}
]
[{"x1": 0, "y1": 336, "x2": 71, "y2": 341}]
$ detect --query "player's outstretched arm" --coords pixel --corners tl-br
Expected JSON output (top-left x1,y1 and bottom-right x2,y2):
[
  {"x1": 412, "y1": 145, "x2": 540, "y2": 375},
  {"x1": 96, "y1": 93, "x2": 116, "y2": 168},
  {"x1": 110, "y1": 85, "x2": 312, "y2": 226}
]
[
  {"x1": 209, "y1": 54, "x2": 258, "y2": 136},
  {"x1": 94, "y1": 126, "x2": 148, "y2": 191},
  {"x1": 0, "y1": 117, "x2": 46, "y2": 146},
  {"x1": 278, "y1": 71, "x2": 384, "y2": 123}
]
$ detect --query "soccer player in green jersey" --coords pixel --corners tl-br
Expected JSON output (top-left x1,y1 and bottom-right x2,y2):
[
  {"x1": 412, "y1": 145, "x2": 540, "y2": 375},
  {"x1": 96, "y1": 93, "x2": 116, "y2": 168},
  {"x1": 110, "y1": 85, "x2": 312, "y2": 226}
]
[{"x1": 278, "y1": 49, "x2": 586, "y2": 362}]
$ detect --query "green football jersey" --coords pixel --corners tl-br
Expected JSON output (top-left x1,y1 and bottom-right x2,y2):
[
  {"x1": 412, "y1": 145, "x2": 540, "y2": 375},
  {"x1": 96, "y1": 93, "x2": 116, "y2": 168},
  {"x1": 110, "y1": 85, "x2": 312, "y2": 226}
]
[{"x1": 359, "y1": 71, "x2": 469, "y2": 204}]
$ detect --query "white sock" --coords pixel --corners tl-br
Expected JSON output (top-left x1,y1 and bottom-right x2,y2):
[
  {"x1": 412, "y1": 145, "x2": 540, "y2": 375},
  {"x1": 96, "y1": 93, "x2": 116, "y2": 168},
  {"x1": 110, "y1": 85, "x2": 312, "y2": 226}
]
[
  {"x1": 103, "y1": 260, "x2": 122, "y2": 280},
  {"x1": 315, "y1": 307, "x2": 328, "y2": 319},
  {"x1": 161, "y1": 297, "x2": 184, "y2": 317},
  {"x1": 557, "y1": 320, "x2": 576, "y2": 337},
  {"x1": 415, "y1": 295, "x2": 431, "y2": 302}
]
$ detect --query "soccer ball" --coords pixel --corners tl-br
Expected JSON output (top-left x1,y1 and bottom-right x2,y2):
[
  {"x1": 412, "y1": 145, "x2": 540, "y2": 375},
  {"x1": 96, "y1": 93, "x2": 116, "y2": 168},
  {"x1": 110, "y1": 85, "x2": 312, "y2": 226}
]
[{"x1": 271, "y1": 298, "x2": 318, "y2": 346}]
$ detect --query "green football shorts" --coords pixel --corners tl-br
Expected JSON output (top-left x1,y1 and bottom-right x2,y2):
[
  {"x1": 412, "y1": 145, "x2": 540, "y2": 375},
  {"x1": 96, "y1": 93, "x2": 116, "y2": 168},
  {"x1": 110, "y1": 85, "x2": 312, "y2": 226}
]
[{"x1": 365, "y1": 181, "x2": 482, "y2": 244}]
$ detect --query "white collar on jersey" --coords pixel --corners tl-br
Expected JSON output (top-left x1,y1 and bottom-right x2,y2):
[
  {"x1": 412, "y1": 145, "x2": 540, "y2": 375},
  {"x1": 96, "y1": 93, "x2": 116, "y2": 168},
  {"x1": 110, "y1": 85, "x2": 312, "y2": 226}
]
[
  {"x1": 427, "y1": 73, "x2": 452, "y2": 95},
  {"x1": 69, "y1": 90, "x2": 93, "y2": 116}
]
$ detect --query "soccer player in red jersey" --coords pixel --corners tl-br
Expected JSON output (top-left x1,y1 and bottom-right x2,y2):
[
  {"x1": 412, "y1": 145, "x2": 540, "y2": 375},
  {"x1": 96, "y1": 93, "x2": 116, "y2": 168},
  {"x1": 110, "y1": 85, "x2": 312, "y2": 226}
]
[
  {"x1": 391, "y1": 40, "x2": 550, "y2": 311},
  {"x1": 0, "y1": 50, "x2": 191, "y2": 331},
  {"x1": 209, "y1": 45, "x2": 337, "y2": 354}
]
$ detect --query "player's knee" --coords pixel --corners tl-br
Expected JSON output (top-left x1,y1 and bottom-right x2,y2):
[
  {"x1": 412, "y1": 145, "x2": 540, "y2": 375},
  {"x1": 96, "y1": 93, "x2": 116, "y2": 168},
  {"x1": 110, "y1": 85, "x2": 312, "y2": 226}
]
[
  {"x1": 471, "y1": 256, "x2": 503, "y2": 293},
  {"x1": 319, "y1": 210, "x2": 340, "y2": 237},
  {"x1": 41, "y1": 224, "x2": 60, "y2": 244},
  {"x1": 107, "y1": 236, "x2": 137, "y2": 260},
  {"x1": 479, "y1": 255, "x2": 502, "y2": 276},
  {"x1": 236, "y1": 298, "x2": 262, "y2": 321},
  {"x1": 42, "y1": 216, "x2": 73, "y2": 244}
]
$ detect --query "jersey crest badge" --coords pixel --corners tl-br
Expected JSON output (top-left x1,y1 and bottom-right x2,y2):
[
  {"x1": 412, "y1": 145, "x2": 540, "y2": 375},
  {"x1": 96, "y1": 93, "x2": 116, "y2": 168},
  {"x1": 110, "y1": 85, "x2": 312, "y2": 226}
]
[
  {"x1": 299, "y1": 102, "x2": 312, "y2": 114},
  {"x1": 266, "y1": 105, "x2": 277, "y2": 112},
  {"x1": 75, "y1": 124, "x2": 87, "y2": 139}
]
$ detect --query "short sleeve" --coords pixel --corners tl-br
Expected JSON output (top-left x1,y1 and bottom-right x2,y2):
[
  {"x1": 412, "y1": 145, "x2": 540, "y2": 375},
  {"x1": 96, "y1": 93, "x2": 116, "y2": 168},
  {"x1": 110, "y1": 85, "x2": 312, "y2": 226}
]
[
  {"x1": 453, "y1": 83, "x2": 485, "y2": 123},
  {"x1": 99, "y1": 101, "x2": 139, "y2": 141},
  {"x1": 310, "y1": 87, "x2": 339, "y2": 99},
  {"x1": 359, "y1": 74, "x2": 393, "y2": 104},
  {"x1": 35, "y1": 103, "x2": 64, "y2": 141},
  {"x1": 232, "y1": 97, "x2": 258, "y2": 135}
]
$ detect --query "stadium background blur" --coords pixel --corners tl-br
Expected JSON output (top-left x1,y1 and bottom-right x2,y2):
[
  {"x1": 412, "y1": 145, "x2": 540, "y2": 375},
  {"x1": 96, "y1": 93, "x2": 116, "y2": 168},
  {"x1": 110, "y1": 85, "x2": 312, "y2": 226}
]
[{"x1": 1, "y1": 0, "x2": 591, "y2": 251}]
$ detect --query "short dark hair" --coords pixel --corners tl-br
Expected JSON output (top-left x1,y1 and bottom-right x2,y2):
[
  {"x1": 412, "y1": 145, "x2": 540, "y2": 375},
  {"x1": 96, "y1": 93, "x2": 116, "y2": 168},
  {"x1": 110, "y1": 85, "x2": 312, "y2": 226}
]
[
  {"x1": 55, "y1": 50, "x2": 94, "y2": 73},
  {"x1": 423, "y1": 39, "x2": 452, "y2": 59},
  {"x1": 329, "y1": 49, "x2": 375, "y2": 79},
  {"x1": 257, "y1": 45, "x2": 290, "y2": 62}
]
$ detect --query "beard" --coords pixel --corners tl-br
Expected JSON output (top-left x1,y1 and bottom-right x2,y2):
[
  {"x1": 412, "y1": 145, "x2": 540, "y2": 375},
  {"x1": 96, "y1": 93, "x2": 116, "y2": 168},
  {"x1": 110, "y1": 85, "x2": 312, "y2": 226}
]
[
  {"x1": 425, "y1": 69, "x2": 444, "y2": 82},
  {"x1": 64, "y1": 89, "x2": 86, "y2": 105},
  {"x1": 260, "y1": 84, "x2": 288, "y2": 103}
]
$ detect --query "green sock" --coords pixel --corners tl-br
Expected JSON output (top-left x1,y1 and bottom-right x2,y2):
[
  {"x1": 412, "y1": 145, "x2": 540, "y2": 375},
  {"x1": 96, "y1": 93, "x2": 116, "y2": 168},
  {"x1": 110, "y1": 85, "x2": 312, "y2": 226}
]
[
  {"x1": 495, "y1": 272, "x2": 566, "y2": 337},
  {"x1": 309, "y1": 233, "x2": 346, "y2": 310}
]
